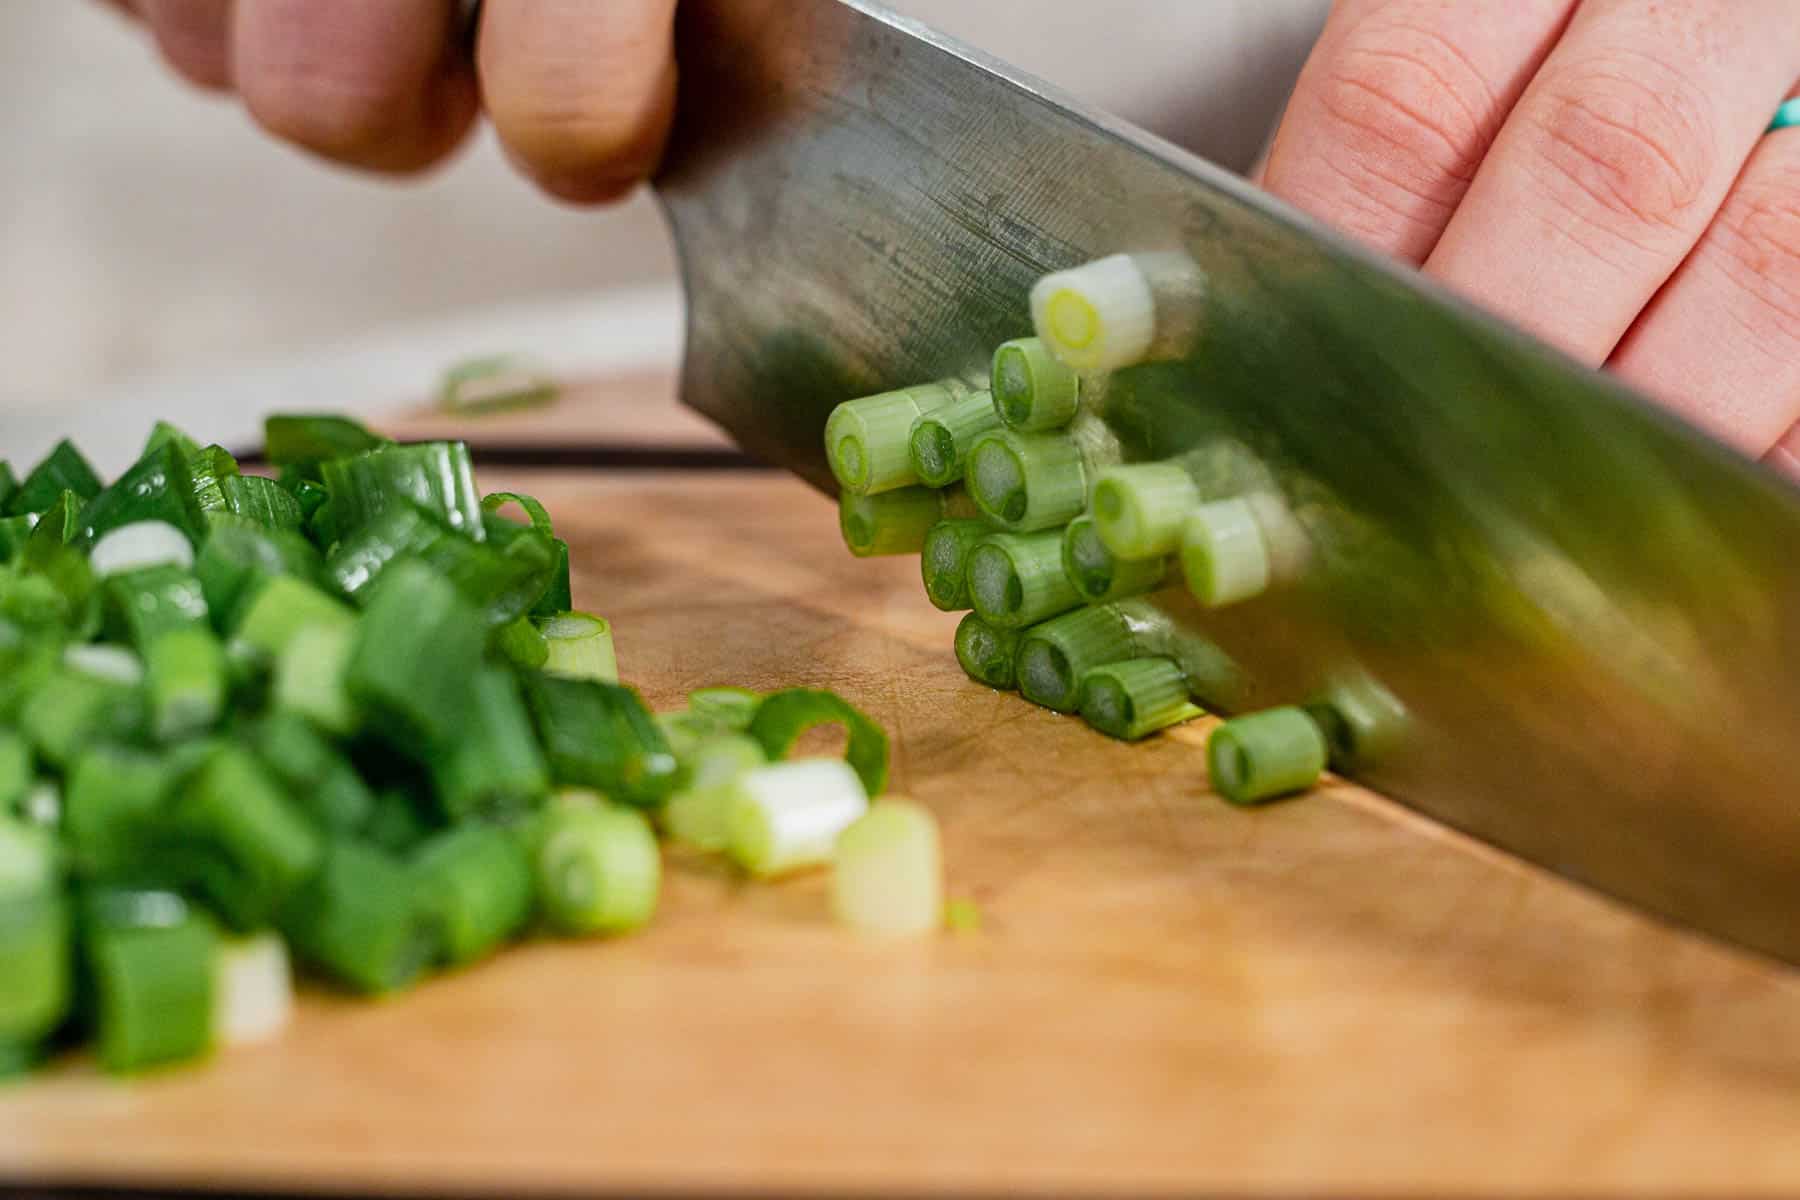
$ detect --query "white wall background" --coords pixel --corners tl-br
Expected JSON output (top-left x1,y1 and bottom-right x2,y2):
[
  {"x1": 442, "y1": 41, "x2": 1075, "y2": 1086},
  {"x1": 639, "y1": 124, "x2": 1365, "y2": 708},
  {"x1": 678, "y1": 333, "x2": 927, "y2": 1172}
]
[{"x1": 0, "y1": 0, "x2": 1328, "y2": 460}]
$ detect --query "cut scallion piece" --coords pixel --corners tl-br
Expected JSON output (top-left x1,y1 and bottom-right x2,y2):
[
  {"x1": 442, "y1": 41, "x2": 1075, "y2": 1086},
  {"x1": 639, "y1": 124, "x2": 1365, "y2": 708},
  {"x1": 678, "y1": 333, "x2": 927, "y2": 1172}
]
[
  {"x1": 263, "y1": 414, "x2": 388, "y2": 478},
  {"x1": 186, "y1": 445, "x2": 241, "y2": 515},
  {"x1": 145, "y1": 627, "x2": 226, "y2": 741},
  {"x1": 991, "y1": 337, "x2": 1081, "y2": 431},
  {"x1": 430, "y1": 665, "x2": 548, "y2": 822},
  {"x1": 535, "y1": 803, "x2": 660, "y2": 935},
  {"x1": 65, "y1": 642, "x2": 146, "y2": 685},
  {"x1": 908, "y1": 389, "x2": 1002, "y2": 487},
  {"x1": 0, "y1": 891, "x2": 70, "y2": 1056},
  {"x1": 211, "y1": 933, "x2": 293, "y2": 1048},
  {"x1": 1207, "y1": 706, "x2": 1328, "y2": 805},
  {"x1": 91, "y1": 521, "x2": 195, "y2": 578},
  {"x1": 966, "y1": 429, "x2": 1090, "y2": 532},
  {"x1": 8, "y1": 440, "x2": 101, "y2": 517},
  {"x1": 88, "y1": 893, "x2": 217, "y2": 1074},
  {"x1": 825, "y1": 379, "x2": 969, "y2": 496},
  {"x1": 194, "y1": 518, "x2": 321, "y2": 633},
  {"x1": 1179, "y1": 498, "x2": 1272, "y2": 608},
  {"x1": 1304, "y1": 670, "x2": 1410, "y2": 771},
  {"x1": 322, "y1": 441, "x2": 485, "y2": 543},
  {"x1": 839, "y1": 486, "x2": 945, "y2": 557},
  {"x1": 103, "y1": 564, "x2": 209, "y2": 650},
  {"x1": 272, "y1": 620, "x2": 357, "y2": 735},
  {"x1": 538, "y1": 611, "x2": 617, "y2": 682},
  {"x1": 832, "y1": 800, "x2": 942, "y2": 936},
  {"x1": 727, "y1": 758, "x2": 869, "y2": 878},
  {"x1": 1079, "y1": 657, "x2": 1202, "y2": 740},
  {"x1": 173, "y1": 746, "x2": 322, "y2": 930},
  {"x1": 920, "y1": 519, "x2": 987, "y2": 612},
  {"x1": 745, "y1": 687, "x2": 889, "y2": 797},
  {"x1": 968, "y1": 530, "x2": 1082, "y2": 630},
  {"x1": 440, "y1": 355, "x2": 558, "y2": 414},
  {"x1": 1029, "y1": 252, "x2": 1204, "y2": 370},
  {"x1": 219, "y1": 474, "x2": 303, "y2": 532},
  {"x1": 662, "y1": 732, "x2": 766, "y2": 851},
  {"x1": 234, "y1": 575, "x2": 354, "y2": 659},
  {"x1": 953, "y1": 612, "x2": 1022, "y2": 689},
  {"x1": 0, "y1": 732, "x2": 29, "y2": 815},
  {"x1": 412, "y1": 825, "x2": 534, "y2": 965},
  {"x1": 0, "y1": 461, "x2": 16, "y2": 513},
  {"x1": 143, "y1": 421, "x2": 201, "y2": 463},
  {"x1": 22, "y1": 667, "x2": 146, "y2": 768},
  {"x1": 64, "y1": 746, "x2": 176, "y2": 877},
  {"x1": 345, "y1": 561, "x2": 483, "y2": 750},
  {"x1": 494, "y1": 614, "x2": 549, "y2": 670},
  {"x1": 521, "y1": 674, "x2": 679, "y2": 807},
  {"x1": 1090, "y1": 463, "x2": 1201, "y2": 559},
  {"x1": 80, "y1": 445, "x2": 205, "y2": 546},
  {"x1": 1061, "y1": 514, "x2": 1167, "y2": 603},
  {"x1": 281, "y1": 840, "x2": 438, "y2": 994},
  {"x1": 1014, "y1": 603, "x2": 1139, "y2": 712},
  {"x1": 687, "y1": 687, "x2": 761, "y2": 731},
  {"x1": 251, "y1": 713, "x2": 375, "y2": 835}
]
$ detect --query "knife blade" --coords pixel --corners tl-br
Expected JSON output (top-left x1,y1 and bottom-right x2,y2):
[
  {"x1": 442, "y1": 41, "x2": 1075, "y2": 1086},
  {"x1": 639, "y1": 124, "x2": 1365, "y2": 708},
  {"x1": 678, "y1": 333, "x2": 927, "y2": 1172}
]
[{"x1": 655, "y1": 0, "x2": 1800, "y2": 966}]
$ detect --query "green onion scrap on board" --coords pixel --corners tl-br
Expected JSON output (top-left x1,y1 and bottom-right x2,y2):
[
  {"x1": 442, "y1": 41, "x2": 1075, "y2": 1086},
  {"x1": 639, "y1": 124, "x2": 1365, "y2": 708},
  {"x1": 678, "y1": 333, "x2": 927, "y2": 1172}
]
[
  {"x1": 825, "y1": 253, "x2": 1383, "y2": 812},
  {"x1": 0, "y1": 413, "x2": 936, "y2": 1081}
]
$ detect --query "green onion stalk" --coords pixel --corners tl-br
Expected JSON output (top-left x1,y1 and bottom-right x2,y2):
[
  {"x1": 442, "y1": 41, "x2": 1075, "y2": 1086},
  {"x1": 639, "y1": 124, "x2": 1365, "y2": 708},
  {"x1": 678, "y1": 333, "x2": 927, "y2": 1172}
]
[
  {"x1": 826, "y1": 378, "x2": 976, "y2": 497},
  {"x1": 965, "y1": 412, "x2": 1120, "y2": 533}
]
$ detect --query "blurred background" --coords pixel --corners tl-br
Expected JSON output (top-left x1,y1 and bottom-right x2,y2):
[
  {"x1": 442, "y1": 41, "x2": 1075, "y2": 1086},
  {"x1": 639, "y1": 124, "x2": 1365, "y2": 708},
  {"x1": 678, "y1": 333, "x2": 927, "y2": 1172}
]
[{"x1": 0, "y1": 0, "x2": 1329, "y2": 469}]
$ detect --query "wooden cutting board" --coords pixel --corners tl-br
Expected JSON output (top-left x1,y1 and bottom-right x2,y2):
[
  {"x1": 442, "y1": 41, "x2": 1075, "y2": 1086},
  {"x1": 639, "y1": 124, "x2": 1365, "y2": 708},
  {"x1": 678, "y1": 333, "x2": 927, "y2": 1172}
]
[{"x1": 3, "y1": 383, "x2": 1799, "y2": 1197}]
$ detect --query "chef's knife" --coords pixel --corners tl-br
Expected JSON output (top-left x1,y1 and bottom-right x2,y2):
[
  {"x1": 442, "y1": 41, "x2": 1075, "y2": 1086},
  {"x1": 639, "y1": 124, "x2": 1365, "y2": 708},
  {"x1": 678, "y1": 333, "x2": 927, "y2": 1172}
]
[{"x1": 655, "y1": 0, "x2": 1800, "y2": 967}]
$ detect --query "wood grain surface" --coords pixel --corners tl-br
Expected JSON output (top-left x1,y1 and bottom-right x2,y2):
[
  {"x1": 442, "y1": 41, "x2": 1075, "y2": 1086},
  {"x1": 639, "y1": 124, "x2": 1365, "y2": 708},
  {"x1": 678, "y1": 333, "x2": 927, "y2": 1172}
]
[{"x1": 3, "y1": 407, "x2": 1799, "y2": 1196}]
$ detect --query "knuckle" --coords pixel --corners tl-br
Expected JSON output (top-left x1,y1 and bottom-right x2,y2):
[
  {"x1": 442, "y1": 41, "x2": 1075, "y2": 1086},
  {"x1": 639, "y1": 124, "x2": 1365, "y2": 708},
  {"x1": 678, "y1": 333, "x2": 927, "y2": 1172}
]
[
  {"x1": 1712, "y1": 165, "x2": 1800, "y2": 345},
  {"x1": 1522, "y1": 55, "x2": 1717, "y2": 237},
  {"x1": 240, "y1": 59, "x2": 419, "y2": 160}
]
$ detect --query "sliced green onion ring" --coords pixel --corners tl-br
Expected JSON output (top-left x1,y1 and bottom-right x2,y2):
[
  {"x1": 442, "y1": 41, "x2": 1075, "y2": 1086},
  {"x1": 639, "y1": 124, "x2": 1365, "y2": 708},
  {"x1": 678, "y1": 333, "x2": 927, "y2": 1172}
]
[
  {"x1": 920, "y1": 519, "x2": 987, "y2": 612},
  {"x1": 1207, "y1": 706, "x2": 1328, "y2": 805},
  {"x1": 832, "y1": 800, "x2": 943, "y2": 936},
  {"x1": 825, "y1": 379, "x2": 969, "y2": 496},
  {"x1": 1180, "y1": 497, "x2": 1272, "y2": 608},
  {"x1": 953, "y1": 612, "x2": 1023, "y2": 690},
  {"x1": 91, "y1": 521, "x2": 194, "y2": 578},
  {"x1": 908, "y1": 389, "x2": 1002, "y2": 488},
  {"x1": 745, "y1": 687, "x2": 889, "y2": 797},
  {"x1": 991, "y1": 337, "x2": 1081, "y2": 431},
  {"x1": 727, "y1": 758, "x2": 869, "y2": 878},
  {"x1": 1079, "y1": 657, "x2": 1202, "y2": 740},
  {"x1": 968, "y1": 530, "x2": 1082, "y2": 630},
  {"x1": 1061, "y1": 515, "x2": 1167, "y2": 603}
]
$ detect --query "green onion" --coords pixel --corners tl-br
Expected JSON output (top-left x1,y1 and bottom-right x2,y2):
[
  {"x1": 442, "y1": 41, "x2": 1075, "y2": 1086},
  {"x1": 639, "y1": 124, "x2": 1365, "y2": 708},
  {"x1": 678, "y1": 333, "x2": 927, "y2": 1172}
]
[
  {"x1": 27, "y1": 488, "x2": 85, "y2": 548},
  {"x1": 533, "y1": 540, "x2": 572, "y2": 616},
  {"x1": 81, "y1": 445, "x2": 206, "y2": 547},
  {"x1": 1078, "y1": 657, "x2": 1202, "y2": 740},
  {"x1": 431, "y1": 665, "x2": 548, "y2": 822},
  {"x1": 538, "y1": 611, "x2": 617, "y2": 682},
  {"x1": 952, "y1": 612, "x2": 1022, "y2": 689},
  {"x1": 285, "y1": 478, "x2": 329, "y2": 523},
  {"x1": 21, "y1": 667, "x2": 146, "y2": 769},
  {"x1": 91, "y1": 520, "x2": 195, "y2": 578},
  {"x1": 1207, "y1": 706, "x2": 1328, "y2": 805},
  {"x1": 534, "y1": 803, "x2": 660, "y2": 935},
  {"x1": 440, "y1": 355, "x2": 559, "y2": 414},
  {"x1": 825, "y1": 379, "x2": 970, "y2": 496},
  {"x1": 991, "y1": 337, "x2": 1081, "y2": 431},
  {"x1": 272, "y1": 621, "x2": 357, "y2": 734},
  {"x1": 920, "y1": 519, "x2": 986, "y2": 612},
  {"x1": 0, "y1": 461, "x2": 16, "y2": 512},
  {"x1": 361, "y1": 788, "x2": 433, "y2": 855},
  {"x1": 194, "y1": 517, "x2": 321, "y2": 633},
  {"x1": 965, "y1": 429, "x2": 1091, "y2": 532},
  {"x1": 322, "y1": 441, "x2": 485, "y2": 543},
  {"x1": 1029, "y1": 251, "x2": 1204, "y2": 370},
  {"x1": 1013, "y1": 603, "x2": 1139, "y2": 712},
  {"x1": 211, "y1": 932, "x2": 293, "y2": 1047},
  {"x1": 520, "y1": 673, "x2": 679, "y2": 807},
  {"x1": 263, "y1": 414, "x2": 388, "y2": 479},
  {"x1": 494, "y1": 614, "x2": 549, "y2": 670},
  {"x1": 143, "y1": 421, "x2": 202, "y2": 463},
  {"x1": 1179, "y1": 498, "x2": 1271, "y2": 608},
  {"x1": 481, "y1": 491, "x2": 554, "y2": 537},
  {"x1": 832, "y1": 800, "x2": 942, "y2": 936},
  {"x1": 839, "y1": 486, "x2": 946, "y2": 557},
  {"x1": 145, "y1": 627, "x2": 226, "y2": 741},
  {"x1": 0, "y1": 823, "x2": 69, "y2": 1056},
  {"x1": 968, "y1": 530, "x2": 1082, "y2": 630},
  {"x1": 1061, "y1": 514, "x2": 1167, "y2": 603},
  {"x1": 250, "y1": 713, "x2": 375, "y2": 835},
  {"x1": 172, "y1": 746, "x2": 323, "y2": 930},
  {"x1": 329, "y1": 501, "x2": 559, "y2": 628},
  {"x1": 281, "y1": 840, "x2": 438, "y2": 994},
  {"x1": 0, "y1": 731, "x2": 30, "y2": 815},
  {"x1": 186, "y1": 445, "x2": 242, "y2": 515},
  {"x1": 345, "y1": 561, "x2": 485, "y2": 750},
  {"x1": 727, "y1": 758, "x2": 868, "y2": 878},
  {"x1": 908, "y1": 389, "x2": 1003, "y2": 487},
  {"x1": 63, "y1": 746, "x2": 178, "y2": 876},
  {"x1": 1090, "y1": 463, "x2": 1201, "y2": 559},
  {"x1": 661, "y1": 732, "x2": 767, "y2": 852},
  {"x1": 686, "y1": 687, "x2": 761, "y2": 731},
  {"x1": 218, "y1": 474, "x2": 304, "y2": 532},
  {"x1": 234, "y1": 574, "x2": 354, "y2": 658},
  {"x1": 412, "y1": 825, "x2": 534, "y2": 965},
  {"x1": 65, "y1": 643, "x2": 145, "y2": 685},
  {"x1": 0, "y1": 515, "x2": 36, "y2": 563},
  {"x1": 7, "y1": 440, "x2": 101, "y2": 516},
  {"x1": 103, "y1": 564, "x2": 209, "y2": 650},
  {"x1": 745, "y1": 687, "x2": 889, "y2": 797},
  {"x1": 1304, "y1": 670, "x2": 1410, "y2": 771},
  {"x1": 87, "y1": 891, "x2": 218, "y2": 1073}
]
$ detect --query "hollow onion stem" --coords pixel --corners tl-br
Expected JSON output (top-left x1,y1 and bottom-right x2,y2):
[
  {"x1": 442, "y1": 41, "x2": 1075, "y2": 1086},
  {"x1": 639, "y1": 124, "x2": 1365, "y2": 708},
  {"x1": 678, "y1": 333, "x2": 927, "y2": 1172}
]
[
  {"x1": 1014, "y1": 603, "x2": 1140, "y2": 713},
  {"x1": 953, "y1": 613, "x2": 1022, "y2": 690},
  {"x1": 1078, "y1": 658, "x2": 1202, "y2": 740},
  {"x1": 908, "y1": 390, "x2": 1002, "y2": 488},
  {"x1": 920, "y1": 519, "x2": 987, "y2": 612},
  {"x1": 826, "y1": 379, "x2": 970, "y2": 496},
  {"x1": 1029, "y1": 251, "x2": 1205, "y2": 371},
  {"x1": 991, "y1": 337, "x2": 1081, "y2": 431},
  {"x1": 1207, "y1": 706, "x2": 1327, "y2": 805},
  {"x1": 968, "y1": 530, "x2": 1082, "y2": 630},
  {"x1": 1061, "y1": 515, "x2": 1167, "y2": 603}
]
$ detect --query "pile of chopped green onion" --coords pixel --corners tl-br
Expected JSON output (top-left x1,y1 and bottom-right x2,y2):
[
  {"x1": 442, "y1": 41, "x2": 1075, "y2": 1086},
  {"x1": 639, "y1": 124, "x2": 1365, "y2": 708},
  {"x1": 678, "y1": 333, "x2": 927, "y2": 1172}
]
[
  {"x1": 0, "y1": 414, "x2": 928, "y2": 1080},
  {"x1": 825, "y1": 252, "x2": 1382, "y2": 807}
]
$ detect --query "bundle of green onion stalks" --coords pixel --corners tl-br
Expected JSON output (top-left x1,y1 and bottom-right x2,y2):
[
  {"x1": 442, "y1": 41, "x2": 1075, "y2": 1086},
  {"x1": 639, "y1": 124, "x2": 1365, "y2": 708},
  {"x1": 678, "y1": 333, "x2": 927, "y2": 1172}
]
[
  {"x1": 0, "y1": 415, "x2": 922, "y2": 1079},
  {"x1": 826, "y1": 252, "x2": 1389, "y2": 809}
]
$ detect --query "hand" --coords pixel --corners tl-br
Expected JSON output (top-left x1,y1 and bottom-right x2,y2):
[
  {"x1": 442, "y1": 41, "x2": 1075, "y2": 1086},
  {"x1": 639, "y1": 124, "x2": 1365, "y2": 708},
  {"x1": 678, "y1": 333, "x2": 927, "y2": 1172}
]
[
  {"x1": 104, "y1": 0, "x2": 677, "y2": 204},
  {"x1": 1257, "y1": 0, "x2": 1800, "y2": 476}
]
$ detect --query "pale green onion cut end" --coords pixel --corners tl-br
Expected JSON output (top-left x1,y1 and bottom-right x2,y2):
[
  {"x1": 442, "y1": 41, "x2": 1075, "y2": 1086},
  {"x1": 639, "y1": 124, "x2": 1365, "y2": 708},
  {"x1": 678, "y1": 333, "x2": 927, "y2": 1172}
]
[
  {"x1": 1207, "y1": 706, "x2": 1327, "y2": 805},
  {"x1": 967, "y1": 531, "x2": 1080, "y2": 630},
  {"x1": 90, "y1": 521, "x2": 194, "y2": 578},
  {"x1": 536, "y1": 804, "x2": 661, "y2": 935},
  {"x1": 211, "y1": 933, "x2": 293, "y2": 1048},
  {"x1": 839, "y1": 487, "x2": 944, "y2": 557},
  {"x1": 1062, "y1": 515, "x2": 1167, "y2": 603},
  {"x1": 1304, "y1": 671, "x2": 1410, "y2": 770},
  {"x1": 1014, "y1": 603, "x2": 1137, "y2": 712},
  {"x1": 1029, "y1": 254, "x2": 1156, "y2": 370},
  {"x1": 540, "y1": 612, "x2": 618, "y2": 682},
  {"x1": 64, "y1": 644, "x2": 145, "y2": 686},
  {"x1": 1179, "y1": 498, "x2": 1271, "y2": 608},
  {"x1": 1091, "y1": 463, "x2": 1200, "y2": 559},
  {"x1": 991, "y1": 337, "x2": 1081, "y2": 431},
  {"x1": 726, "y1": 758, "x2": 869, "y2": 878},
  {"x1": 662, "y1": 733, "x2": 767, "y2": 852},
  {"x1": 920, "y1": 519, "x2": 987, "y2": 612},
  {"x1": 273, "y1": 622, "x2": 357, "y2": 735},
  {"x1": 832, "y1": 800, "x2": 943, "y2": 937},
  {"x1": 825, "y1": 380, "x2": 966, "y2": 496},
  {"x1": 908, "y1": 390, "x2": 1002, "y2": 488},
  {"x1": 1079, "y1": 657, "x2": 1202, "y2": 741},
  {"x1": 966, "y1": 430, "x2": 1089, "y2": 533},
  {"x1": 953, "y1": 613, "x2": 1022, "y2": 690}
]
